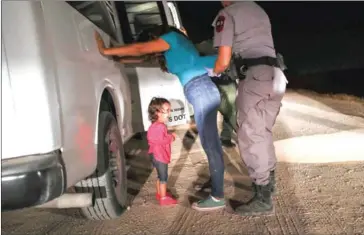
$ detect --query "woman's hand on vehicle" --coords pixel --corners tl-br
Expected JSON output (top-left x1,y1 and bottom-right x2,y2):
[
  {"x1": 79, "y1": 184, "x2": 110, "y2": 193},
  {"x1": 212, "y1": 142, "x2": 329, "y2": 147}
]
[{"x1": 94, "y1": 31, "x2": 105, "y2": 55}]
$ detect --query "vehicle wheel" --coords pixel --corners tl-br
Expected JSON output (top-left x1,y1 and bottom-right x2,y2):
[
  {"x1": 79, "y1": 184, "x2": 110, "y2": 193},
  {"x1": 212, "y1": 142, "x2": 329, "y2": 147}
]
[{"x1": 76, "y1": 111, "x2": 127, "y2": 220}]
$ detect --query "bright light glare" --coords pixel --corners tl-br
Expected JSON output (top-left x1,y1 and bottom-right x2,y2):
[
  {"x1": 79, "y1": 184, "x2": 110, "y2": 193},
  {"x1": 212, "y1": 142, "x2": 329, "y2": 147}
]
[
  {"x1": 167, "y1": 2, "x2": 181, "y2": 29},
  {"x1": 2, "y1": 175, "x2": 26, "y2": 181}
]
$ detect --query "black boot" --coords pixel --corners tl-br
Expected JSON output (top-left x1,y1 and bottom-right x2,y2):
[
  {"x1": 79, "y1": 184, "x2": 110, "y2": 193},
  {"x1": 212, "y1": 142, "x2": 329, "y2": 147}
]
[
  {"x1": 252, "y1": 171, "x2": 276, "y2": 195},
  {"x1": 235, "y1": 183, "x2": 273, "y2": 216},
  {"x1": 269, "y1": 170, "x2": 277, "y2": 195},
  {"x1": 220, "y1": 139, "x2": 236, "y2": 148}
]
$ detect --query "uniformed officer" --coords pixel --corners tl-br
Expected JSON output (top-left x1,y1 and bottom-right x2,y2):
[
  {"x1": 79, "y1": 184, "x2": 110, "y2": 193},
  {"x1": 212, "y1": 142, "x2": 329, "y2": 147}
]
[{"x1": 211, "y1": 1, "x2": 288, "y2": 216}]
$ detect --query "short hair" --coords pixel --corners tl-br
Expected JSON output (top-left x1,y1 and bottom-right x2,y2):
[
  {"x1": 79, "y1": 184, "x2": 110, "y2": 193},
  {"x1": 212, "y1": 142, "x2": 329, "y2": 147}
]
[{"x1": 148, "y1": 97, "x2": 170, "y2": 123}]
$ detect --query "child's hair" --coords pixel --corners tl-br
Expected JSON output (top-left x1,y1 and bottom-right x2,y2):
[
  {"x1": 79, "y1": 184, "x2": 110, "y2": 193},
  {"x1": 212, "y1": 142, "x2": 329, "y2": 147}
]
[{"x1": 148, "y1": 97, "x2": 171, "y2": 123}]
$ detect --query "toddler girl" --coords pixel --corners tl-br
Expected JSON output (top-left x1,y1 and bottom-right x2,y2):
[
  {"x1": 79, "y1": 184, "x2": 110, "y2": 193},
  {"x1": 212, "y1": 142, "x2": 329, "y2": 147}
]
[{"x1": 147, "y1": 97, "x2": 178, "y2": 206}]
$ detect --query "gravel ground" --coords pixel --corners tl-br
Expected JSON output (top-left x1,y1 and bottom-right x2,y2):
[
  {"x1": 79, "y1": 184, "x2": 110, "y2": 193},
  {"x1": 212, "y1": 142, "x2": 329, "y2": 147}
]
[{"x1": 2, "y1": 90, "x2": 364, "y2": 235}]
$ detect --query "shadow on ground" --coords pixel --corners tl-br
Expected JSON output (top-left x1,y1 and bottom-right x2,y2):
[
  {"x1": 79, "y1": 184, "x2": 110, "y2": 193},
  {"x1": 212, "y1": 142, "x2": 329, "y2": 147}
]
[{"x1": 124, "y1": 132, "x2": 154, "y2": 205}]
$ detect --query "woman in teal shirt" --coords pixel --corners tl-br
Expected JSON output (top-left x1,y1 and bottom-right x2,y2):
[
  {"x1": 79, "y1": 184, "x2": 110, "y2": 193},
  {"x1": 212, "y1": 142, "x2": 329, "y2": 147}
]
[{"x1": 95, "y1": 26, "x2": 225, "y2": 211}]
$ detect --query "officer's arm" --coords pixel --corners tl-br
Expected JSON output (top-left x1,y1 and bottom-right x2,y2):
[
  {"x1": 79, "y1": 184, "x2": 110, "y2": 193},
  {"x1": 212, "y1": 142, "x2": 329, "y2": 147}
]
[
  {"x1": 212, "y1": 12, "x2": 234, "y2": 74},
  {"x1": 215, "y1": 46, "x2": 232, "y2": 74}
]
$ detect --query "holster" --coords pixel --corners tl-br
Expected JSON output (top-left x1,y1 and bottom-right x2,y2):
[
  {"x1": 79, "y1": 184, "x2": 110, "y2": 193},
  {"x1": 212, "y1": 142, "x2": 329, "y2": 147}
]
[
  {"x1": 210, "y1": 73, "x2": 236, "y2": 86},
  {"x1": 234, "y1": 56, "x2": 280, "y2": 80}
]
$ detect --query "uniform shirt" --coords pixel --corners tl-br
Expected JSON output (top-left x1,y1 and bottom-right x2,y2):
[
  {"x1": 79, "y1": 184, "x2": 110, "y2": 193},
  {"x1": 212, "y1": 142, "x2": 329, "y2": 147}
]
[
  {"x1": 160, "y1": 31, "x2": 210, "y2": 86},
  {"x1": 147, "y1": 122, "x2": 174, "y2": 164},
  {"x1": 212, "y1": 2, "x2": 276, "y2": 59}
]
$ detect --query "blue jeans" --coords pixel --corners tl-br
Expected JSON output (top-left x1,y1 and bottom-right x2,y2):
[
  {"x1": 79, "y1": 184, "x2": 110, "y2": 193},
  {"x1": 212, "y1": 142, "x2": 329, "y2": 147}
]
[
  {"x1": 150, "y1": 154, "x2": 168, "y2": 183},
  {"x1": 184, "y1": 74, "x2": 225, "y2": 198}
]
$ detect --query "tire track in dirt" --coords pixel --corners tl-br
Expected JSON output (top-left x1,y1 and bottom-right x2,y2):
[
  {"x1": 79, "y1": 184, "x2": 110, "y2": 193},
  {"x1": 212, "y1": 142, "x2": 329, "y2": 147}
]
[
  {"x1": 316, "y1": 199, "x2": 349, "y2": 235},
  {"x1": 1, "y1": 222, "x2": 23, "y2": 233},
  {"x1": 8, "y1": 215, "x2": 66, "y2": 235},
  {"x1": 2, "y1": 215, "x2": 35, "y2": 235},
  {"x1": 298, "y1": 166, "x2": 351, "y2": 235},
  {"x1": 55, "y1": 218, "x2": 87, "y2": 235},
  {"x1": 277, "y1": 164, "x2": 347, "y2": 235},
  {"x1": 275, "y1": 165, "x2": 306, "y2": 235},
  {"x1": 89, "y1": 221, "x2": 105, "y2": 235},
  {"x1": 275, "y1": 195, "x2": 304, "y2": 235},
  {"x1": 123, "y1": 209, "x2": 154, "y2": 235},
  {"x1": 168, "y1": 206, "x2": 199, "y2": 235},
  {"x1": 261, "y1": 214, "x2": 277, "y2": 235},
  {"x1": 41, "y1": 217, "x2": 70, "y2": 235},
  {"x1": 273, "y1": 200, "x2": 290, "y2": 235},
  {"x1": 168, "y1": 207, "x2": 190, "y2": 235}
]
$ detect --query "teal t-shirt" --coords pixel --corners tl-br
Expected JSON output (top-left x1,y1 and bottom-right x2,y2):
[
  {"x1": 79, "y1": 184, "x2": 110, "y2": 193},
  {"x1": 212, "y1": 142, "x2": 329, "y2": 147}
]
[{"x1": 160, "y1": 31, "x2": 217, "y2": 86}]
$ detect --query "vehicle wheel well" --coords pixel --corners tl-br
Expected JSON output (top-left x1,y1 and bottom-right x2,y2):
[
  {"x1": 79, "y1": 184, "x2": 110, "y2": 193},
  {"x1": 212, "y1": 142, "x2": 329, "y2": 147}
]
[
  {"x1": 100, "y1": 90, "x2": 117, "y2": 118},
  {"x1": 98, "y1": 89, "x2": 118, "y2": 168}
]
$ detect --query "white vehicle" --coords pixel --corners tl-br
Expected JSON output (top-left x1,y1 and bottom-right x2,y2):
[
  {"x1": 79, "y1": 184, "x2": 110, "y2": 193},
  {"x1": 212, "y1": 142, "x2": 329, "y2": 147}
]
[{"x1": 1, "y1": 1, "x2": 189, "y2": 220}]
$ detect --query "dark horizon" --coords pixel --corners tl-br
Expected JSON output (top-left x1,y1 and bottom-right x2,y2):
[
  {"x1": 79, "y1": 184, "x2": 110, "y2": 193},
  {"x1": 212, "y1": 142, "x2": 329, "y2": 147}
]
[{"x1": 177, "y1": 1, "x2": 364, "y2": 43}]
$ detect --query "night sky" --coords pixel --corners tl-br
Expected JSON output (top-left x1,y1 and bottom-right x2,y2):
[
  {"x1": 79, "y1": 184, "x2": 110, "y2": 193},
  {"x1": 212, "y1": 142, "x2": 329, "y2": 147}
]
[{"x1": 177, "y1": 1, "x2": 364, "y2": 43}]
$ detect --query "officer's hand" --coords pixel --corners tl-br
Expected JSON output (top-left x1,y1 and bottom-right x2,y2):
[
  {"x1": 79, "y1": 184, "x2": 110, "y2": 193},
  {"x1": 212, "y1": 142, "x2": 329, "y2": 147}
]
[{"x1": 205, "y1": 67, "x2": 221, "y2": 78}]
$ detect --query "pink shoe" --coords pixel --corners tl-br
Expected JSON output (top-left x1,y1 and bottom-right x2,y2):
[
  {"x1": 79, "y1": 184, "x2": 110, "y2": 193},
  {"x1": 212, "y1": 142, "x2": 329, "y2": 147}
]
[
  {"x1": 159, "y1": 195, "x2": 178, "y2": 206},
  {"x1": 156, "y1": 192, "x2": 173, "y2": 200}
]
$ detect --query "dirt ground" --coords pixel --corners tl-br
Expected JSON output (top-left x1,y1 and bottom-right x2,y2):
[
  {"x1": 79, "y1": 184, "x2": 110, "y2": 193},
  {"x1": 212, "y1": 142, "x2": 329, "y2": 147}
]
[{"x1": 2, "y1": 90, "x2": 364, "y2": 235}]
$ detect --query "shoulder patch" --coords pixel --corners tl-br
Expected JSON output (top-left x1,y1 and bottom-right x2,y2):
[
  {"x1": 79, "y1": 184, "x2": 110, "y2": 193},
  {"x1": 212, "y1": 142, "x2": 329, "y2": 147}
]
[{"x1": 215, "y1": 15, "x2": 225, "y2": 33}]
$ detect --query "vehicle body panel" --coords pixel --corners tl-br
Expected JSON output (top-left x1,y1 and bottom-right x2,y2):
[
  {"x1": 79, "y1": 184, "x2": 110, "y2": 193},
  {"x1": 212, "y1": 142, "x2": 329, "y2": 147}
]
[{"x1": 1, "y1": 1, "x2": 133, "y2": 188}]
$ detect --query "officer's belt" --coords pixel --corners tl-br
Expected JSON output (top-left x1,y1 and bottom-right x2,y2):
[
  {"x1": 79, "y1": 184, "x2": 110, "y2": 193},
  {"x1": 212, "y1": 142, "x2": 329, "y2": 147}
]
[
  {"x1": 234, "y1": 56, "x2": 279, "y2": 80},
  {"x1": 236, "y1": 56, "x2": 279, "y2": 69}
]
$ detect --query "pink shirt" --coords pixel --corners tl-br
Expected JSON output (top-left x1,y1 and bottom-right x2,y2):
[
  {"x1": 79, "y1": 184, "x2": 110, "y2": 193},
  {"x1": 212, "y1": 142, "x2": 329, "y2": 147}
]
[{"x1": 147, "y1": 122, "x2": 174, "y2": 164}]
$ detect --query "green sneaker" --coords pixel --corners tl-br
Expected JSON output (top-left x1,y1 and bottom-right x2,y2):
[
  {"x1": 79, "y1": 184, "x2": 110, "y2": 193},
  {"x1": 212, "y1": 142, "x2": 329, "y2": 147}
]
[{"x1": 191, "y1": 195, "x2": 226, "y2": 212}]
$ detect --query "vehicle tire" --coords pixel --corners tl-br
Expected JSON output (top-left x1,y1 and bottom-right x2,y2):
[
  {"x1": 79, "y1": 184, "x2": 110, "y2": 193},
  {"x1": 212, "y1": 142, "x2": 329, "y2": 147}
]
[{"x1": 76, "y1": 111, "x2": 128, "y2": 220}]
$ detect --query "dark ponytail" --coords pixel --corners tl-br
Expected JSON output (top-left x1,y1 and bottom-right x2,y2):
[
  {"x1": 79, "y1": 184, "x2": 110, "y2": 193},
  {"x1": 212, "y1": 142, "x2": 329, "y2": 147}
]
[{"x1": 136, "y1": 25, "x2": 187, "y2": 73}]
